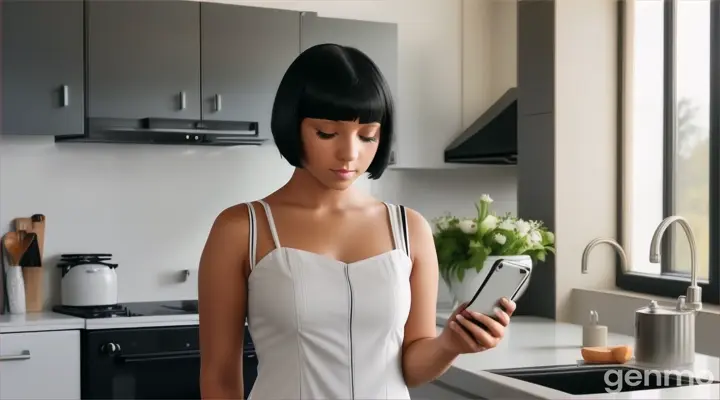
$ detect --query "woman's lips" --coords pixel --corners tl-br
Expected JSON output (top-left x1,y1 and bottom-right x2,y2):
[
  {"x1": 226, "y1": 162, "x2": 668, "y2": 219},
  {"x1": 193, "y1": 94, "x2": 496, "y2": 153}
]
[{"x1": 331, "y1": 169, "x2": 356, "y2": 180}]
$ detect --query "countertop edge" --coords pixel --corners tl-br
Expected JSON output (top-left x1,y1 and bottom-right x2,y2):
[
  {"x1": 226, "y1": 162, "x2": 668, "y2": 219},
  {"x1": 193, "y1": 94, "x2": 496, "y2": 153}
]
[
  {"x1": 433, "y1": 310, "x2": 720, "y2": 399},
  {"x1": 0, "y1": 312, "x2": 86, "y2": 333}
]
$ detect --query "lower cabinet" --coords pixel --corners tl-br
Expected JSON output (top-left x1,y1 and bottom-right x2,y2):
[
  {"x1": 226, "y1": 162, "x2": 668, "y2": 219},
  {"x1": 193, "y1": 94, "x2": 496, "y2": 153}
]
[
  {"x1": 0, "y1": 330, "x2": 81, "y2": 400},
  {"x1": 409, "y1": 381, "x2": 481, "y2": 400}
]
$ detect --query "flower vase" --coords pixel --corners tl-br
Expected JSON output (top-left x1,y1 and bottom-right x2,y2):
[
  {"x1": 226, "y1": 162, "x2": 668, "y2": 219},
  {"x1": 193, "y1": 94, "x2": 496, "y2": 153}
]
[{"x1": 444, "y1": 255, "x2": 533, "y2": 310}]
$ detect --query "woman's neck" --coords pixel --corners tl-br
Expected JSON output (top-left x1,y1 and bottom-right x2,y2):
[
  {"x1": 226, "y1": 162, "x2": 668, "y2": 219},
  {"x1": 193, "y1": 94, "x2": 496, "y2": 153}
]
[{"x1": 271, "y1": 168, "x2": 370, "y2": 210}]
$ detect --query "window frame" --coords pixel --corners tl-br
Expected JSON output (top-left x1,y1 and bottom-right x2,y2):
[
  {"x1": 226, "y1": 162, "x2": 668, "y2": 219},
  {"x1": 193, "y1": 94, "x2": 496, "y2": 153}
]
[{"x1": 615, "y1": 0, "x2": 720, "y2": 305}]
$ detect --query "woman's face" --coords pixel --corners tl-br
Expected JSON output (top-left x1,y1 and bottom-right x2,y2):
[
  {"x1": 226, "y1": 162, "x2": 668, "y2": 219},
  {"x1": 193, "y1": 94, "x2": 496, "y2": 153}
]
[{"x1": 300, "y1": 117, "x2": 381, "y2": 190}]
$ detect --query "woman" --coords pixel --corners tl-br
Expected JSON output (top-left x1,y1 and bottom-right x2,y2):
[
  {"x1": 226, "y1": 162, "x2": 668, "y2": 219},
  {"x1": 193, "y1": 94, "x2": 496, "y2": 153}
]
[{"x1": 198, "y1": 43, "x2": 516, "y2": 400}]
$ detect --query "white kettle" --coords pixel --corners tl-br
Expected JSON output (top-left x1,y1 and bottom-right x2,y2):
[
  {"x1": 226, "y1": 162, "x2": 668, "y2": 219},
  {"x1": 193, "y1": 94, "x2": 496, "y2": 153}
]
[{"x1": 59, "y1": 254, "x2": 118, "y2": 307}]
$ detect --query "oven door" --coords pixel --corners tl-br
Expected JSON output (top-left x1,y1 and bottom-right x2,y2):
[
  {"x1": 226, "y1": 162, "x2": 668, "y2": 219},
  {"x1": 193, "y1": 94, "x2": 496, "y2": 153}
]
[{"x1": 82, "y1": 325, "x2": 257, "y2": 399}]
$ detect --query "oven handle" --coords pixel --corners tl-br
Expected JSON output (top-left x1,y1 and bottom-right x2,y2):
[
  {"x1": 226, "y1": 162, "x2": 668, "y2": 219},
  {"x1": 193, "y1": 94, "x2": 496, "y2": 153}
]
[{"x1": 118, "y1": 350, "x2": 200, "y2": 363}]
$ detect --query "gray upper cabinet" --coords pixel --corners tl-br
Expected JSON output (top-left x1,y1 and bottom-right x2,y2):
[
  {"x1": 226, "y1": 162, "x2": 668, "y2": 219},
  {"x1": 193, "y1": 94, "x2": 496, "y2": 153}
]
[
  {"x1": 301, "y1": 13, "x2": 398, "y2": 107},
  {"x1": 1, "y1": 0, "x2": 84, "y2": 136},
  {"x1": 300, "y1": 13, "x2": 399, "y2": 160},
  {"x1": 517, "y1": 0, "x2": 555, "y2": 116},
  {"x1": 86, "y1": 0, "x2": 201, "y2": 120},
  {"x1": 201, "y1": 4, "x2": 300, "y2": 139}
]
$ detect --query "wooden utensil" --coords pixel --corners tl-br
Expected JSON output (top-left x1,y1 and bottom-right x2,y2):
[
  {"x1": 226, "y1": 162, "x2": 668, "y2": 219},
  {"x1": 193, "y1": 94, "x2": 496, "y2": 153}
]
[
  {"x1": 2, "y1": 232, "x2": 30, "y2": 266},
  {"x1": 13, "y1": 215, "x2": 46, "y2": 312},
  {"x1": 30, "y1": 214, "x2": 46, "y2": 259},
  {"x1": 19, "y1": 234, "x2": 41, "y2": 267}
]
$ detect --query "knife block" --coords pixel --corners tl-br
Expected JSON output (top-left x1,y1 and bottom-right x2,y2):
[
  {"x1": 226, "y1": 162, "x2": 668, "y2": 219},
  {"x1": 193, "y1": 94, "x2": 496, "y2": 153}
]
[{"x1": 22, "y1": 268, "x2": 43, "y2": 312}]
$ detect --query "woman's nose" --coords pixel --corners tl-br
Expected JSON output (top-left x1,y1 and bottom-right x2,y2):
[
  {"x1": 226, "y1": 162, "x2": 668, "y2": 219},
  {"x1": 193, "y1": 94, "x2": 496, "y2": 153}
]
[{"x1": 336, "y1": 136, "x2": 360, "y2": 162}]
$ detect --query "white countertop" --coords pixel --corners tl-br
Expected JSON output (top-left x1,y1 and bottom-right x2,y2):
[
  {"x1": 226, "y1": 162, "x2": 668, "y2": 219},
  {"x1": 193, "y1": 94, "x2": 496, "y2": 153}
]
[
  {"x1": 0, "y1": 312, "x2": 85, "y2": 333},
  {"x1": 0, "y1": 311, "x2": 200, "y2": 332},
  {"x1": 434, "y1": 311, "x2": 720, "y2": 399}
]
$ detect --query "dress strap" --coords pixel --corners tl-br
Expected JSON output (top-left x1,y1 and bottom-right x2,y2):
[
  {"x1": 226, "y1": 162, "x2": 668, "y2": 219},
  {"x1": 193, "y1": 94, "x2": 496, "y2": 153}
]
[
  {"x1": 385, "y1": 203, "x2": 410, "y2": 259},
  {"x1": 245, "y1": 202, "x2": 258, "y2": 270},
  {"x1": 257, "y1": 200, "x2": 282, "y2": 250}
]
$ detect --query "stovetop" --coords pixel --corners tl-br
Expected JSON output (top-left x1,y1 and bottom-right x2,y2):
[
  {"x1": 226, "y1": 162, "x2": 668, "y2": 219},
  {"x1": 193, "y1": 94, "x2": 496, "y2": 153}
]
[{"x1": 52, "y1": 300, "x2": 198, "y2": 319}]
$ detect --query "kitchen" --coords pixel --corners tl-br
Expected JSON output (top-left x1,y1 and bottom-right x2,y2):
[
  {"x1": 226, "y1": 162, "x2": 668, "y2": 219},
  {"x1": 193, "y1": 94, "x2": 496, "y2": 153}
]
[{"x1": 2, "y1": 0, "x2": 720, "y2": 399}]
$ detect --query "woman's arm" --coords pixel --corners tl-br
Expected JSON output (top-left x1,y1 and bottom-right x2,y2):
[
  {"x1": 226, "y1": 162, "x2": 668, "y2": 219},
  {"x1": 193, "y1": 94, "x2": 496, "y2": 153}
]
[
  {"x1": 400, "y1": 208, "x2": 516, "y2": 387},
  {"x1": 199, "y1": 206, "x2": 250, "y2": 399}
]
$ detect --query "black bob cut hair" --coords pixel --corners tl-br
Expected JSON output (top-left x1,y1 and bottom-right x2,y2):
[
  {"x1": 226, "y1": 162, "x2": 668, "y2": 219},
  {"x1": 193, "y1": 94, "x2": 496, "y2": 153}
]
[{"x1": 270, "y1": 43, "x2": 395, "y2": 180}]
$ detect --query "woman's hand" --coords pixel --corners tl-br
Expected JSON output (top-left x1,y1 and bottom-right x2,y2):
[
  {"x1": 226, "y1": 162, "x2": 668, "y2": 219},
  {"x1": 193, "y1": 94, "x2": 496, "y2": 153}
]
[{"x1": 439, "y1": 298, "x2": 517, "y2": 355}]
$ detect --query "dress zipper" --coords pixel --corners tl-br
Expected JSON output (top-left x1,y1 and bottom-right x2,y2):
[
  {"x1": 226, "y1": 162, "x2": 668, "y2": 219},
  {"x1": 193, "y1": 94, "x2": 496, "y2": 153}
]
[{"x1": 344, "y1": 264, "x2": 355, "y2": 400}]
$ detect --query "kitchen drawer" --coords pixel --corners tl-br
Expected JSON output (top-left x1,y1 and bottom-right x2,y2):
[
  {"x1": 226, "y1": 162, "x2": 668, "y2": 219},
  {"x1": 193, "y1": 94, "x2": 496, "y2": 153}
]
[{"x1": 0, "y1": 330, "x2": 81, "y2": 400}]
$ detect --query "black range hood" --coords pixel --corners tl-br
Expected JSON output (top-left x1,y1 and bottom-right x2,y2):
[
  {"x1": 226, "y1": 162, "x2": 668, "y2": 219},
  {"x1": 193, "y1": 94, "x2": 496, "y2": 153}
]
[
  {"x1": 444, "y1": 87, "x2": 517, "y2": 164},
  {"x1": 55, "y1": 117, "x2": 268, "y2": 146}
]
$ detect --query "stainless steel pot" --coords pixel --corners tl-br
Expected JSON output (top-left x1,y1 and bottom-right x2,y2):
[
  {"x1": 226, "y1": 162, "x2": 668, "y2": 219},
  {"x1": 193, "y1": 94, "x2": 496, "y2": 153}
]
[{"x1": 635, "y1": 297, "x2": 696, "y2": 368}]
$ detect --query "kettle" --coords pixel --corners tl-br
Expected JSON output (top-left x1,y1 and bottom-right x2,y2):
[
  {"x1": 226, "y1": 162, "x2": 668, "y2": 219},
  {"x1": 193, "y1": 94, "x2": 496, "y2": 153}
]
[{"x1": 635, "y1": 216, "x2": 701, "y2": 368}]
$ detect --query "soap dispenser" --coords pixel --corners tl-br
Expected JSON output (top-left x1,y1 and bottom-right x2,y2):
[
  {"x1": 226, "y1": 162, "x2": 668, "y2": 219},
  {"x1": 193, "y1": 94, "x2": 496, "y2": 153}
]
[{"x1": 583, "y1": 310, "x2": 608, "y2": 347}]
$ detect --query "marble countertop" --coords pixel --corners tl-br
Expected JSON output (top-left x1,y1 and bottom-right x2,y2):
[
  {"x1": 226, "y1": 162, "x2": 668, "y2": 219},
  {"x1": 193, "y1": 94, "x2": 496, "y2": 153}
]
[
  {"x1": 0, "y1": 312, "x2": 85, "y2": 333},
  {"x1": 434, "y1": 311, "x2": 720, "y2": 399},
  {"x1": 0, "y1": 311, "x2": 200, "y2": 332}
]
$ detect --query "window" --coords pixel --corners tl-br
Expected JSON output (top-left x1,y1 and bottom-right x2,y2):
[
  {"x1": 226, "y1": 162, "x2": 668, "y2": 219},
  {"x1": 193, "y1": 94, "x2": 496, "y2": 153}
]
[{"x1": 617, "y1": 0, "x2": 720, "y2": 304}]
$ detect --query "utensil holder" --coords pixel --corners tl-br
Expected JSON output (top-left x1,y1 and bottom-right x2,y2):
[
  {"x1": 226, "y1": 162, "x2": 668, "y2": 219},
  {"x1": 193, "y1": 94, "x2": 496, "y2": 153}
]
[
  {"x1": 6, "y1": 266, "x2": 26, "y2": 314},
  {"x1": 22, "y1": 267, "x2": 43, "y2": 312}
]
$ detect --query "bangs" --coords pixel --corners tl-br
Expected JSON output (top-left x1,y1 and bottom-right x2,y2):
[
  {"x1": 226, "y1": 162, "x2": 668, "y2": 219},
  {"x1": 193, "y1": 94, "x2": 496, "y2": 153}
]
[{"x1": 298, "y1": 55, "x2": 388, "y2": 125}]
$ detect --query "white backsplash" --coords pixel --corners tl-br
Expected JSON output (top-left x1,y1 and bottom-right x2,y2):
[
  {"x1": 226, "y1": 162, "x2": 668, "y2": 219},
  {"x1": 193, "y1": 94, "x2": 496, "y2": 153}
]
[{"x1": 1, "y1": 135, "x2": 517, "y2": 308}]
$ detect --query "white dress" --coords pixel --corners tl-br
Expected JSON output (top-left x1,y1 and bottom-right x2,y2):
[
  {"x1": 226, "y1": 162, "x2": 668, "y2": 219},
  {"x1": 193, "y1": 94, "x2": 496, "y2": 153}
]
[{"x1": 245, "y1": 200, "x2": 413, "y2": 400}]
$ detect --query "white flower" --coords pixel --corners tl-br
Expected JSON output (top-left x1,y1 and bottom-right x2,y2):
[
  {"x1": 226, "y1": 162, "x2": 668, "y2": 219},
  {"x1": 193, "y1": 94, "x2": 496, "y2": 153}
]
[
  {"x1": 525, "y1": 235, "x2": 534, "y2": 246},
  {"x1": 529, "y1": 230, "x2": 542, "y2": 244},
  {"x1": 458, "y1": 219, "x2": 478, "y2": 234},
  {"x1": 494, "y1": 233, "x2": 507, "y2": 245},
  {"x1": 546, "y1": 231, "x2": 555, "y2": 244},
  {"x1": 498, "y1": 219, "x2": 515, "y2": 231},
  {"x1": 516, "y1": 219, "x2": 531, "y2": 236},
  {"x1": 479, "y1": 214, "x2": 497, "y2": 232},
  {"x1": 435, "y1": 216, "x2": 451, "y2": 230},
  {"x1": 480, "y1": 194, "x2": 493, "y2": 204}
]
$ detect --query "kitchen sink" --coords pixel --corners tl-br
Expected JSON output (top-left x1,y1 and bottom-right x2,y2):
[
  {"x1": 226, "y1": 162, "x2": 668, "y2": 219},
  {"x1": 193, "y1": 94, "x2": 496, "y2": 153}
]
[{"x1": 487, "y1": 364, "x2": 719, "y2": 395}]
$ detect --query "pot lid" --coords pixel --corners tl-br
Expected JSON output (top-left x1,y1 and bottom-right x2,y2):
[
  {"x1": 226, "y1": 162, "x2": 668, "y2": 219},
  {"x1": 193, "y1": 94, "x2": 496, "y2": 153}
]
[{"x1": 636, "y1": 298, "x2": 693, "y2": 315}]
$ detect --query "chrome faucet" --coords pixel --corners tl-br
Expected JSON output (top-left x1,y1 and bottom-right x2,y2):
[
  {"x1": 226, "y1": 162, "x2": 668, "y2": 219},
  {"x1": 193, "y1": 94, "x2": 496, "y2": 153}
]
[
  {"x1": 581, "y1": 238, "x2": 629, "y2": 274},
  {"x1": 649, "y1": 216, "x2": 702, "y2": 311}
]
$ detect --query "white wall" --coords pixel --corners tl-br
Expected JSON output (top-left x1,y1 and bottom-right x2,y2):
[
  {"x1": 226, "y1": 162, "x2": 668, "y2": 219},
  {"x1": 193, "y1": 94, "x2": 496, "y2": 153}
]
[
  {"x1": 0, "y1": 0, "x2": 520, "y2": 308},
  {"x1": 552, "y1": 0, "x2": 619, "y2": 321}
]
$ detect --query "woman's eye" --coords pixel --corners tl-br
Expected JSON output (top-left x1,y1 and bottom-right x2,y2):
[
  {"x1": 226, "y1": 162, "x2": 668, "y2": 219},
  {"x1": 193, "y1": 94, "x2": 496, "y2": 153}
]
[
  {"x1": 316, "y1": 131, "x2": 336, "y2": 139},
  {"x1": 360, "y1": 136, "x2": 378, "y2": 143}
]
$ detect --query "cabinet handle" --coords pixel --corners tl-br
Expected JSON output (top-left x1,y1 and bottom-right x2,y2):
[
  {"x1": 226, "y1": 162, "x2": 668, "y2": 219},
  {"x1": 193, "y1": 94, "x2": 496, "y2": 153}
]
[
  {"x1": 214, "y1": 94, "x2": 222, "y2": 112},
  {"x1": 0, "y1": 350, "x2": 31, "y2": 362},
  {"x1": 179, "y1": 91, "x2": 187, "y2": 111},
  {"x1": 60, "y1": 85, "x2": 69, "y2": 107}
]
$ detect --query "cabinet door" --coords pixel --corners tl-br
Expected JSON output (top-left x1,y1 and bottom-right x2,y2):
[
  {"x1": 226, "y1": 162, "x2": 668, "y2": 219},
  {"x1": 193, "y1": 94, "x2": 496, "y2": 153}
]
[
  {"x1": 86, "y1": 0, "x2": 201, "y2": 120},
  {"x1": 517, "y1": 0, "x2": 555, "y2": 116},
  {"x1": 201, "y1": 4, "x2": 300, "y2": 139},
  {"x1": 0, "y1": 330, "x2": 81, "y2": 400},
  {"x1": 300, "y1": 13, "x2": 399, "y2": 152},
  {"x1": 1, "y1": 0, "x2": 84, "y2": 136}
]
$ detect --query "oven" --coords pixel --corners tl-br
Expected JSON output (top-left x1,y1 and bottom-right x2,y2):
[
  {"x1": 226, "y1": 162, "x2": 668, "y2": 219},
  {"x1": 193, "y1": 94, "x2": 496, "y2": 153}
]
[{"x1": 81, "y1": 325, "x2": 257, "y2": 399}]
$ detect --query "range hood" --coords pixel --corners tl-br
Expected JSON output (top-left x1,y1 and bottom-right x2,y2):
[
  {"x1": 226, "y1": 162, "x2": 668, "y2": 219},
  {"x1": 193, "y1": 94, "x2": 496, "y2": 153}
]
[
  {"x1": 444, "y1": 87, "x2": 518, "y2": 164},
  {"x1": 55, "y1": 117, "x2": 268, "y2": 146}
]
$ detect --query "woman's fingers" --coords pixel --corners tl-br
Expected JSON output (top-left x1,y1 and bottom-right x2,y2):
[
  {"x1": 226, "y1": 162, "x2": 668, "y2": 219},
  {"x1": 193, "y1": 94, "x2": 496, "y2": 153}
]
[
  {"x1": 449, "y1": 321, "x2": 482, "y2": 351},
  {"x1": 466, "y1": 312, "x2": 505, "y2": 339},
  {"x1": 492, "y1": 306, "x2": 511, "y2": 326},
  {"x1": 499, "y1": 297, "x2": 517, "y2": 316},
  {"x1": 455, "y1": 314, "x2": 497, "y2": 348}
]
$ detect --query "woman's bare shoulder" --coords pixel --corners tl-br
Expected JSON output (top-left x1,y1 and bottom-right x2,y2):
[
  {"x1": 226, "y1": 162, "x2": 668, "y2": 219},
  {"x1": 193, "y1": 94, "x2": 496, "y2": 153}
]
[{"x1": 201, "y1": 203, "x2": 254, "y2": 268}]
